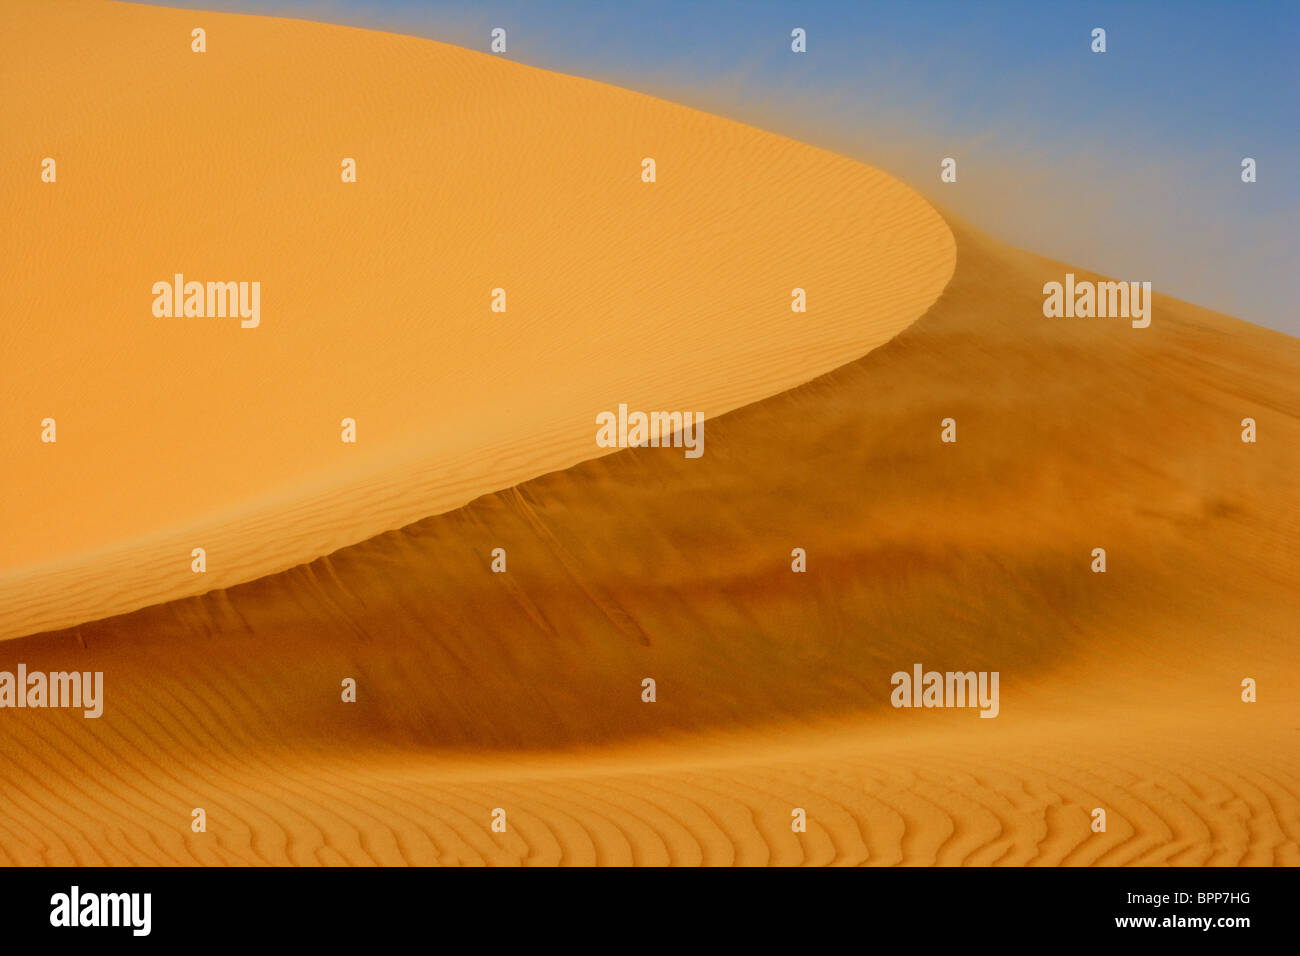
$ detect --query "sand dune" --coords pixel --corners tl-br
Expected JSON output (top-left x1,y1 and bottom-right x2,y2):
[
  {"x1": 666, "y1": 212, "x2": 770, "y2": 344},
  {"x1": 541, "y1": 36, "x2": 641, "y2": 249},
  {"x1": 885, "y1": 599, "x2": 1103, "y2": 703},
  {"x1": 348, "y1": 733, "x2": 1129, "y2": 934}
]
[
  {"x1": 0, "y1": 0, "x2": 953, "y2": 640},
  {"x1": 1, "y1": 1, "x2": 1297, "y2": 867},
  {"x1": 2, "y1": 215, "x2": 1296, "y2": 865}
]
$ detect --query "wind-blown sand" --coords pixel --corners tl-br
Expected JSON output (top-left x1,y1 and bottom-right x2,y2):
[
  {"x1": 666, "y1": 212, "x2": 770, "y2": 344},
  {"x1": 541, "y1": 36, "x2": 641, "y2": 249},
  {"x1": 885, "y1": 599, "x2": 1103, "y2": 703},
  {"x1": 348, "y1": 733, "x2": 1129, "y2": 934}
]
[
  {"x1": 1, "y1": 1, "x2": 1297, "y2": 866},
  {"x1": 0, "y1": 0, "x2": 953, "y2": 640}
]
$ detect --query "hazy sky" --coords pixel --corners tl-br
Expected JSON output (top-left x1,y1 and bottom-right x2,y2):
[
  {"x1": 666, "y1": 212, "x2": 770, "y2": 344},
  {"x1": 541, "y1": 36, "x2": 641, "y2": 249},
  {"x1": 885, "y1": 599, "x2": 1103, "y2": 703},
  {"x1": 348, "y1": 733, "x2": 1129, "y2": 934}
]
[{"x1": 147, "y1": 0, "x2": 1298, "y2": 335}]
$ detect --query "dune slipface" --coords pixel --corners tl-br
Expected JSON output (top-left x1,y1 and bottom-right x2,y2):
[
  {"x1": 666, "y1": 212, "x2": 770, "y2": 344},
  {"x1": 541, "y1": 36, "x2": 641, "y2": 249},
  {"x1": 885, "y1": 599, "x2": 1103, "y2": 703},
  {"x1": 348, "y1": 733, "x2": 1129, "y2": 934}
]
[
  {"x1": 0, "y1": 0, "x2": 953, "y2": 640},
  {"x1": 1, "y1": 211, "x2": 1297, "y2": 865},
  {"x1": 2, "y1": 2, "x2": 1298, "y2": 869}
]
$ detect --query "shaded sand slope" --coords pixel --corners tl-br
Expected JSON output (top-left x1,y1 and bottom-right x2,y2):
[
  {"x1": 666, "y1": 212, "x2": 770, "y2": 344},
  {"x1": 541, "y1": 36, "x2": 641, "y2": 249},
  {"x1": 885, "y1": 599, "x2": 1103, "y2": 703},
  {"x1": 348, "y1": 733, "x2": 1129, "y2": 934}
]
[
  {"x1": 1, "y1": 220, "x2": 1297, "y2": 864},
  {"x1": 0, "y1": 0, "x2": 953, "y2": 639}
]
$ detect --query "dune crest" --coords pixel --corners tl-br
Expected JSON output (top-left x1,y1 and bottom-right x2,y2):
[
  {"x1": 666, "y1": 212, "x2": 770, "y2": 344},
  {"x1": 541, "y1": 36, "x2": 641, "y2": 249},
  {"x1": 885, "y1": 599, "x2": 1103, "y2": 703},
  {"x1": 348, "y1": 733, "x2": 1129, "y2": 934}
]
[{"x1": 0, "y1": 0, "x2": 954, "y2": 640}]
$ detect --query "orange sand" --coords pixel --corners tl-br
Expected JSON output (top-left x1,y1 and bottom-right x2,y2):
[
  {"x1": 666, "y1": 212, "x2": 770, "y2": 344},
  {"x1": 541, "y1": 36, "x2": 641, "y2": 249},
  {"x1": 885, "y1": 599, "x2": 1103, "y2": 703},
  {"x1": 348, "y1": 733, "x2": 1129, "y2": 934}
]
[
  {"x1": 0, "y1": 1, "x2": 1296, "y2": 866},
  {"x1": 0, "y1": 0, "x2": 952, "y2": 640}
]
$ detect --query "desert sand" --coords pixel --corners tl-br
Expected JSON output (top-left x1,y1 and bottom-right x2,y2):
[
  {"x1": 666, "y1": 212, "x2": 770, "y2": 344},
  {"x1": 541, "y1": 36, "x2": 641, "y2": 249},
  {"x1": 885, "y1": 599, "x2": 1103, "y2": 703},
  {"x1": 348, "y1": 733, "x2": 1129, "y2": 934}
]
[
  {"x1": 0, "y1": 1, "x2": 1296, "y2": 866},
  {"x1": 0, "y1": 0, "x2": 953, "y2": 640}
]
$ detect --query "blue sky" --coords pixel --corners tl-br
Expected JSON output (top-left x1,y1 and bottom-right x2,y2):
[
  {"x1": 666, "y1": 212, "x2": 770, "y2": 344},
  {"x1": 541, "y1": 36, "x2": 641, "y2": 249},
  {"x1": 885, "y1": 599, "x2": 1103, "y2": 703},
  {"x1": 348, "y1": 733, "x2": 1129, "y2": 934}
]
[{"x1": 147, "y1": 0, "x2": 1299, "y2": 334}]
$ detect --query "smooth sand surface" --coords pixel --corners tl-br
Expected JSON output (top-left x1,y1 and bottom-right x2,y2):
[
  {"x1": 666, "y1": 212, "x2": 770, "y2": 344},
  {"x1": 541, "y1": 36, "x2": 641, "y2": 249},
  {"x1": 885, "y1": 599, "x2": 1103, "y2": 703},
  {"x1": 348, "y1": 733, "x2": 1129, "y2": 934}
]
[
  {"x1": 0, "y1": 0, "x2": 953, "y2": 640},
  {"x1": 1, "y1": 2, "x2": 1296, "y2": 866}
]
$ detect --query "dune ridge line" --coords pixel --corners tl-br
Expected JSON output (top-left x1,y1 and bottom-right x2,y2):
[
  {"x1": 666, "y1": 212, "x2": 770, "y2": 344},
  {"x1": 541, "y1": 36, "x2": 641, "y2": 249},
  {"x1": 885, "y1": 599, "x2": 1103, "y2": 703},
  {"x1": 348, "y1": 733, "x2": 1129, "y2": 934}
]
[{"x1": 0, "y1": 0, "x2": 955, "y2": 639}]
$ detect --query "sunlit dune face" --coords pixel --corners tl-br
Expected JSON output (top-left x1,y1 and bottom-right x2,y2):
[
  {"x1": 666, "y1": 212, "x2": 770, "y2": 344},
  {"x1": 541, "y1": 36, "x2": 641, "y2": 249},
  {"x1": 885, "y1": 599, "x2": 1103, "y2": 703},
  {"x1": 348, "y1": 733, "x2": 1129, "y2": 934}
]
[{"x1": 0, "y1": 0, "x2": 952, "y2": 639}]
